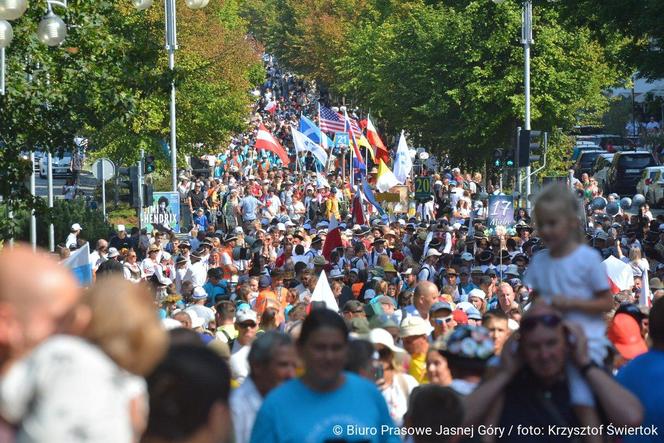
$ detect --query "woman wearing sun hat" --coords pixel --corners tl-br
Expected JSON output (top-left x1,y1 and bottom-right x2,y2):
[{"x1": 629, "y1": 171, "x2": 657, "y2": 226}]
[{"x1": 368, "y1": 328, "x2": 418, "y2": 426}]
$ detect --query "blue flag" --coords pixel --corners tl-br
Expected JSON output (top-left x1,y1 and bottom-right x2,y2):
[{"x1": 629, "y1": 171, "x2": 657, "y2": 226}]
[
  {"x1": 362, "y1": 177, "x2": 385, "y2": 216},
  {"x1": 299, "y1": 115, "x2": 334, "y2": 147}
]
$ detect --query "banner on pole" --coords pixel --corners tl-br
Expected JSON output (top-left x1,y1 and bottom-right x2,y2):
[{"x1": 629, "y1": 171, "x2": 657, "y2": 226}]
[
  {"x1": 487, "y1": 195, "x2": 514, "y2": 227},
  {"x1": 334, "y1": 132, "x2": 350, "y2": 147},
  {"x1": 141, "y1": 192, "x2": 180, "y2": 233}
]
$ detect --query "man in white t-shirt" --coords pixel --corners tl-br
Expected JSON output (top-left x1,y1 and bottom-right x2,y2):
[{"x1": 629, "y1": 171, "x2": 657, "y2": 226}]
[
  {"x1": 230, "y1": 331, "x2": 297, "y2": 443},
  {"x1": 229, "y1": 309, "x2": 259, "y2": 385}
]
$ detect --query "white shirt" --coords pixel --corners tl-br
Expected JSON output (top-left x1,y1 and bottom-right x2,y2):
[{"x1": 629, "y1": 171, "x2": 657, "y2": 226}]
[
  {"x1": 0, "y1": 335, "x2": 145, "y2": 443},
  {"x1": 141, "y1": 257, "x2": 157, "y2": 278},
  {"x1": 65, "y1": 233, "x2": 78, "y2": 249},
  {"x1": 523, "y1": 244, "x2": 609, "y2": 344},
  {"x1": 229, "y1": 342, "x2": 251, "y2": 384},
  {"x1": 230, "y1": 378, "x2": 263, "y2": 443},
  {"x1": 89, "y1": 250, "x2": 106, "y2": 272},
  {"x1": 183, "y1": 261, "x2": 207, "y2": 287},
  {"x1": 381, "y1": 373, "x2": 418, "y2": 426}
]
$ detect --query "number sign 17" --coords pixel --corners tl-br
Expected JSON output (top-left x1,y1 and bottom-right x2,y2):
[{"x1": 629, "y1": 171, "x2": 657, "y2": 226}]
[{"x1": 491, "y1": 200, "x2": 512, "y2": 218}]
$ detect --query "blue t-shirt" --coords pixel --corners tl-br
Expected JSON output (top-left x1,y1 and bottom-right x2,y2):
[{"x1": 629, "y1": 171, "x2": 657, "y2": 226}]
[
  {"x1": 250, "y1": 372, "x2": 400, "y2": 443},
  {"x1": 203, "y1": 281, "x2": 228, "y2": 306},
  {"x1": 240, "y1": 196, "x2": 262, "y2": 222},
  {"x1": 193, "y1": 214, "x2": 209, "y2": 231},
  {"x1": 616, "y1": 350, "x2": 664, "y2": 443}
]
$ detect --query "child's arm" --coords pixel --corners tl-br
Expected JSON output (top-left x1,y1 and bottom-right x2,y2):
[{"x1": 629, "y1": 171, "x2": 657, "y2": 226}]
[{"x1": 551, "y1": 289, "x2": 613, "y2": 314}]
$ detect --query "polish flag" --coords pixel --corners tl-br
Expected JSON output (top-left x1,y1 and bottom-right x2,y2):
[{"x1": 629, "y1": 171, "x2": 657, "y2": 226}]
[
  {"x1": 351, "y1": 192, "x2": 365, "y2": 226},
  {"x1": 366, "y1": 115, "x2": 390, "y2": 164},
  {"x1": 264, "y1": 100, "x2": 277, "y2": 114},
  {"x1": 322, "y1": 215, "x2": 343, "y2": 261},
  {"x1": 255, "y1": 124, "x2": 290, "y2": 165}
]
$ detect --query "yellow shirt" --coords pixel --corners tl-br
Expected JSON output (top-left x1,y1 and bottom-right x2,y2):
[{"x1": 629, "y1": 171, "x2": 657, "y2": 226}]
[
  {"x1": 408, "y1": 353, "x2": 428, "y2": 384},
  {"x1": 326, "y1": 197, "x2": 340, "y2": 220}
]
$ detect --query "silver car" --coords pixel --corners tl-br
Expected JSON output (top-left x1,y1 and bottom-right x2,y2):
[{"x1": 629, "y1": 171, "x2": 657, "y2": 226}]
[{"x1": 39, "y1": 152, "x2": 72, "y2": 178}]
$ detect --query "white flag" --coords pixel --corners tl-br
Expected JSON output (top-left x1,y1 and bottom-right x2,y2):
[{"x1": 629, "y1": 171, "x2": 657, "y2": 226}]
[
  {"x1": 376, "y1": 159, "x2": 400, "y2": 193},
  {"x1": 310, "y1": 271, "x2": 339, "y2": 312},
  {"x1": 393, "y1": 130, "x2": 413, "y2": 184},
  {"x1": 291, "y1": 125, "x2": 328, "y2": 166}
]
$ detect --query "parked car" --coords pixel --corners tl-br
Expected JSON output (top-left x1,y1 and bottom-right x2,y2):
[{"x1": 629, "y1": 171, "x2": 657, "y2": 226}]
[
  {"x1": 572, "y1": 143, "x2": 601, "y2": 161},
  {"x1": 646, "y1": 172, "x2": 664, "y2": 207},
  {"x1": 574, "y1": 150, "x2": 605, "y2": 178},
  {"x1": 605, "y1": 151, "x2": 659, "y2": 195},
  {"x1": 590, "y1": 153, "x2": 614, "y2": 190},
  {"x1": 39, "y1": 152, "x2": 72, "y2": 178},
  {"x1": 636, "y1": 166, "x2": 664, "y2": 204}
]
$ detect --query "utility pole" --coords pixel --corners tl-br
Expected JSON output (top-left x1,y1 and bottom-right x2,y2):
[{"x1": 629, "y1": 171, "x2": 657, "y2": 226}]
[
  {"x1": 138, "y1": 149, "x2": 144, "y2": 229},
  {"x1": 522, "y1": 0, "x2": 533, "y2": 209}
]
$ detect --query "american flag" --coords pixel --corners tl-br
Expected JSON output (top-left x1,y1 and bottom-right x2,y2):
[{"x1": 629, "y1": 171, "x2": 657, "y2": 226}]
[{"x1": 319, "y1": 105, "x2": 346, "y2": 133}]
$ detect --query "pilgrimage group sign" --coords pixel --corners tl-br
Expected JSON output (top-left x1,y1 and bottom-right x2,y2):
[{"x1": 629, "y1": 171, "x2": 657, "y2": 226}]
[{"x1": 487, "y1": 195, "x2": 514, "y2": 227}]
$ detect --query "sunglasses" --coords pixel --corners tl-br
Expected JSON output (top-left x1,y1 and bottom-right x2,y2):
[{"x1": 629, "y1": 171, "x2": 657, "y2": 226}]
[
  {"x1": 433, "y1": 315, "x2": 453, "y2": 325},
  {"x1": 378, "y1": 347, "x2": 393, "y2": 359},
  {"x1": 238, "y1": 322, "x2": 257, "y2": 329},
  {"x1": 520, "y1": 314, "x2": 562, "y2": 332}
]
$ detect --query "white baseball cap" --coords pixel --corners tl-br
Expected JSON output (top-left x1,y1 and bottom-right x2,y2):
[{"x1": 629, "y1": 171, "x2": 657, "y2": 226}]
[
  {"x1": 368, "y1": 328, "x2": 405, "y2": 354},
  {"x1": 71, "y1": 223, "x2": 82, "y2": 231},
  {"x1": 425, "y1": 249, "x2": 442, "y2": 258},
  {"x1": 236, "y1": 309, "x2": 258, "y2": 324},
  {"x1": 117, "y1": 224, "x2": 126, "y2": 232},
  {"x1": 468, "y1": 288, "x2": 486, "y2": 300}
]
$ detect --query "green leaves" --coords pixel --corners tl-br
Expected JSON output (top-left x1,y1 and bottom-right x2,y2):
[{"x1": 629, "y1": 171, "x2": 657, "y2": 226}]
[
  {"x1": 244, "y1": 0, "x2": 624, "y2": 173},
  {"x1": 0, "y1": 1, "x2": 262, "y2": 242}
]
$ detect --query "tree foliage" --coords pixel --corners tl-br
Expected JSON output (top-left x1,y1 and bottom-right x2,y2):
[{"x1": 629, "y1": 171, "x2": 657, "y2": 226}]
[
  {"x1": 553, "y1": 0, "x2": 664, "y2": 79},
  {"x1": 242, "y1": 0, "x2": 627, "y2": 167},
  {"x1": 0, "y1": 0, "x2": 263, "y2": 241}
]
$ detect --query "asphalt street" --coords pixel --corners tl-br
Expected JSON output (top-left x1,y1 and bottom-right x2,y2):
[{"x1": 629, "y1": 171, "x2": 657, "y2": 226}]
[{"x1": 34, "y1": 171, "x2": 97, "y2": 198}]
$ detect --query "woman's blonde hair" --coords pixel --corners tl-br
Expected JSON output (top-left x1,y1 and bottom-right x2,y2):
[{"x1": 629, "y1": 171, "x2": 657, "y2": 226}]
[
  {"x1": 82, "y1": 277, "x2": 168, "y2": 376},
  {"x1": 629, "y1": 247, "x2": 642, "y2": 263},
  {"x1": 532, "y1": 183, "x2": 585, "y2": 243}
]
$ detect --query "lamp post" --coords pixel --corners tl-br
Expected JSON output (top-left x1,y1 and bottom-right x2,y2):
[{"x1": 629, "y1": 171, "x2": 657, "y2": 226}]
[
  {"x1": 493, "y1": 0, "x2": 533, "y2": 208},
  {"x1": 0, "y1": 0, "x2": 67, "y2": 95},
  {"x1": 133, "y1": 0, "x2": 210, "y2": 192},
  {"x1": 1, "y1": 0, "x2": 67, "y2": 249}
]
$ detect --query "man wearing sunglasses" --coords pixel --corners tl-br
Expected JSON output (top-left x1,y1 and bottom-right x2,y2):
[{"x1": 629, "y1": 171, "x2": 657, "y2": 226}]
[
  {"x1": 463, "y1": 304, "x2": 644, "y2": 438},
  {"x1": 429, "y1": 301, "x2": 456, "y2": 340},
  {"x1": 229, "y1": 309, "x2": 259, "y2": 386}
]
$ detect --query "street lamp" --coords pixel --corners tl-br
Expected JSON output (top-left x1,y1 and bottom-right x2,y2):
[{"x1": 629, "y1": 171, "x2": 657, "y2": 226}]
[
  {"x1": 0, "y1": 0, "x2": 68, "y2": 95},
  {"x1": 132, "y1": 0, "x2": 153, "y2": 10},
  {"x1": 37, "y1": 9, "x2": 67, "y2": 47},
  {"x1": 493, "y1": 0, "x2": 533, "y2": 208},
  {"x1": 133, "y1": 0, "x2": 210, "y2": 192},
  {"x1": 0, "y1": 0, "x2": 28, "y2": 20}
]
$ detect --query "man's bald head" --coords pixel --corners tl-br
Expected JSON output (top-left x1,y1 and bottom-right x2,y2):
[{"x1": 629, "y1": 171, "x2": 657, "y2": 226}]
[
  {"x1": 413, "y1": 281, "x2": 438, "y2": 317},
  {"x1": 0, "y1": 244, "x2": 81, "y2": 365}
]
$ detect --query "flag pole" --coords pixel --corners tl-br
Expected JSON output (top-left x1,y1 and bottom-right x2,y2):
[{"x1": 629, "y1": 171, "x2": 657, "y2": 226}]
[{"x1": 344, "y1": 108, "x2": 354, "y2": 190}]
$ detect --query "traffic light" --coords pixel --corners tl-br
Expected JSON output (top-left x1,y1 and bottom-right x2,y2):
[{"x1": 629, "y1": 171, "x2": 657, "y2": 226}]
[
  {"x1": 518, "y1": 130, "x2": 544, "y2": 167},
  {"x1": 143, "y1": 155, "x2": 156, "y2": 174},
  {"x1": 493, "y1": 149, "x2": 503, "y2": 167},
  {"x1": 129, "y1": 166, "x2": 141, "y2": 208},
  {"x1": 505, "y1": 149, "x2": 515, "y2": 167}
]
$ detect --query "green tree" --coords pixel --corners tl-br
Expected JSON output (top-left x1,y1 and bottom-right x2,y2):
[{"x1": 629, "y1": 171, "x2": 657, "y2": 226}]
[
  {"x1": 334, "y1": 1, "x2": 623, "y2": 166},
  {"x1": 0, "y1": 1, "x2": 263, "y2": 241}
]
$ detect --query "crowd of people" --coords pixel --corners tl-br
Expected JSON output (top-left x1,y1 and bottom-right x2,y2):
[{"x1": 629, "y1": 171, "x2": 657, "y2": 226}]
[{"x1": 1, "y1": 59, "x2": 663, "y2": 443}]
